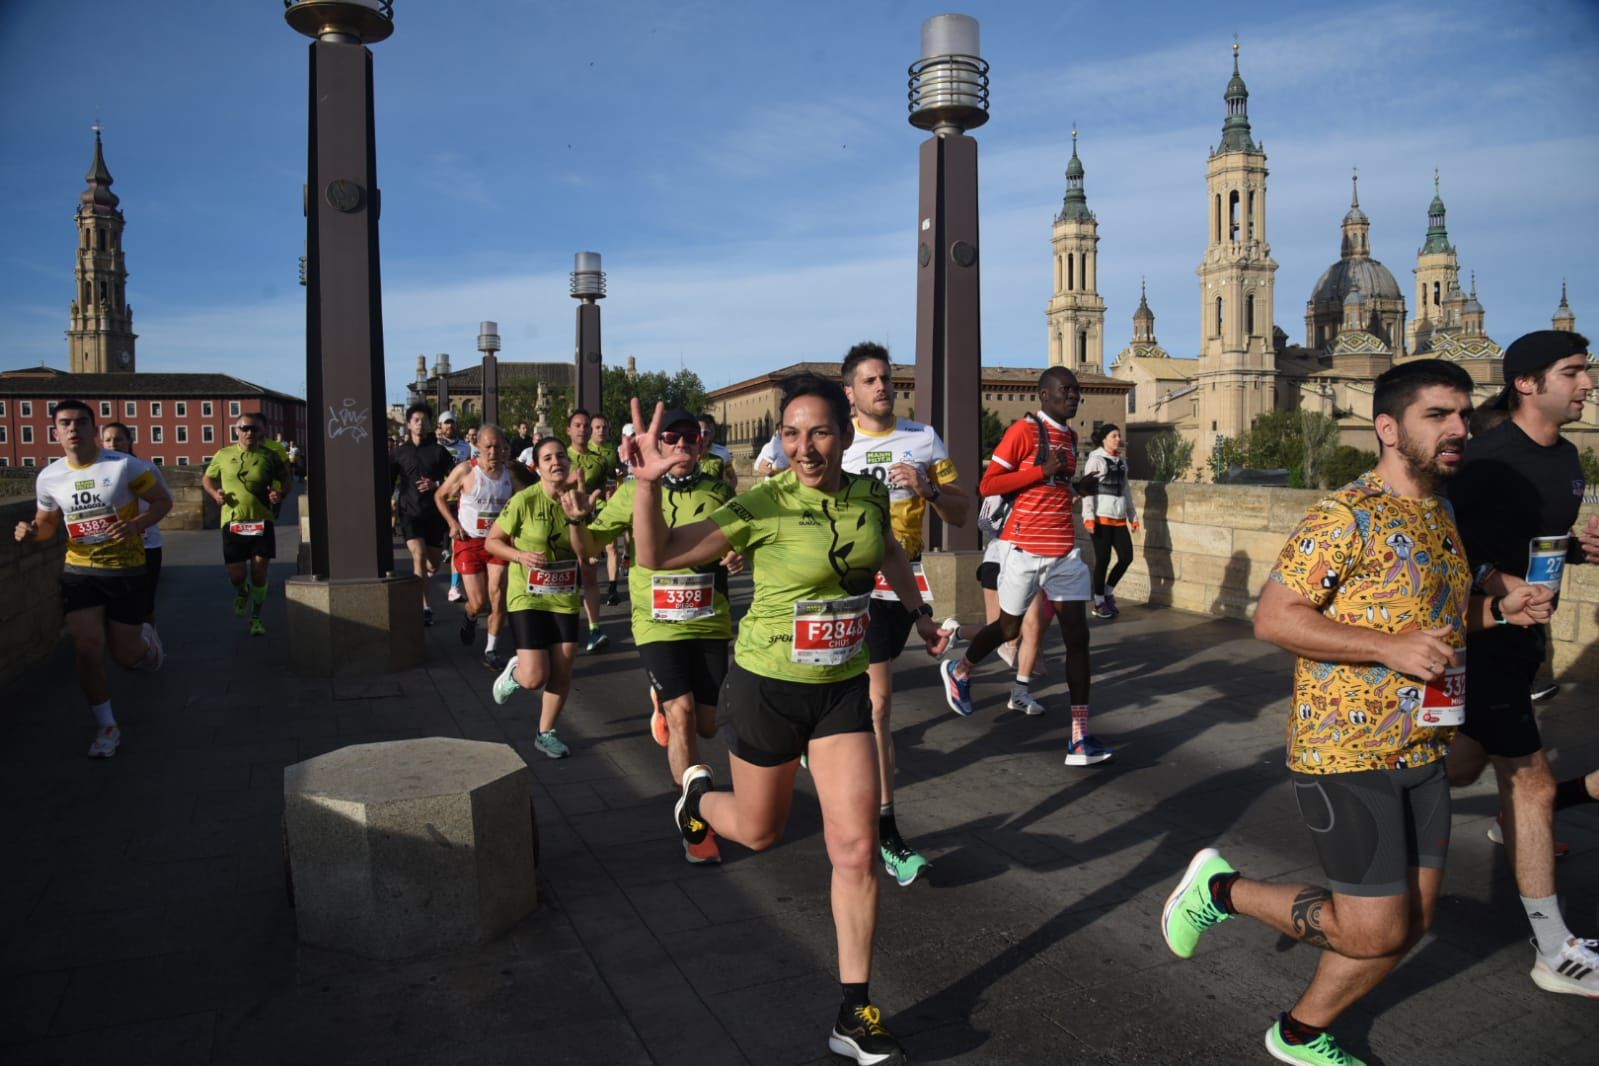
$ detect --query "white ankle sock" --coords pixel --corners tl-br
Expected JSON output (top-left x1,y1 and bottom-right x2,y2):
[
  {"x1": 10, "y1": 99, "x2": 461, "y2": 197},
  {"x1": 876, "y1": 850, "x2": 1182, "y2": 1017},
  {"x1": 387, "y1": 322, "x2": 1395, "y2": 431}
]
[
  {"x1": 90, "y1": 701, "x2": 115, "y2": 728},
  {"x1": 485, "y1": 632, "x2": 499, "y2": 653},
  {"x1": 1523, "y1": 895, "x2": 1572, "y2": 956}
]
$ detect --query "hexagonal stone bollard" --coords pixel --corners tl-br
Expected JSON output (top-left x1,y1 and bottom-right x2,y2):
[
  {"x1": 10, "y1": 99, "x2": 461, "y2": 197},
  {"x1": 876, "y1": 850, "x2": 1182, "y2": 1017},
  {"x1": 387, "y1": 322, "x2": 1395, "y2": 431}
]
[{"x1": 283, "y1": 737, "x2": 537, "y2": 959}]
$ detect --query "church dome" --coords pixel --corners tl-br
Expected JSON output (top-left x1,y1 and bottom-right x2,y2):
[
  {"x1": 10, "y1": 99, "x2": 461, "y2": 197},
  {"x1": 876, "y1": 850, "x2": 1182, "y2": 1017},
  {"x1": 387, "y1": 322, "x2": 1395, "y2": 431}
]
[{"x1": 1311, "y1": 257, "x2": 1402, "y2": 305}]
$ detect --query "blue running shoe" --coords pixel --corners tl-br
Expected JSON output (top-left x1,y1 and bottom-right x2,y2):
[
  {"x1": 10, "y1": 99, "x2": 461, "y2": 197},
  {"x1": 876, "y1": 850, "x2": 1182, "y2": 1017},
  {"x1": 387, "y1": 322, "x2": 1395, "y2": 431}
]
[
  {"x1": 1064, "y1": 735, "x2": 1114, "y2": 766},
  {"x1": 941, "y1": 659, "x2": 975, "y2": 717}
]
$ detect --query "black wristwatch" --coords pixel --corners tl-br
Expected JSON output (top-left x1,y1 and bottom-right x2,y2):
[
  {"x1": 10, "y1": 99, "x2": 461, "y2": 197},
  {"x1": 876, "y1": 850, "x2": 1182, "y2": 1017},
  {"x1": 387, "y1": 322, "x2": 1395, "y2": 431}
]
[{"x1": 916, "y1": 604, "x2": 934, "y2": 619}]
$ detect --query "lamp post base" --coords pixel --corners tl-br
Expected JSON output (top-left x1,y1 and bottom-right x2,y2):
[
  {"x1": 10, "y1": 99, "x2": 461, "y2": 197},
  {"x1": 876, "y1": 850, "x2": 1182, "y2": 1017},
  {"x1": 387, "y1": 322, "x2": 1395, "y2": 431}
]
[{"x1": 285, "y1": 574, "x2": 424, "y2": 677}]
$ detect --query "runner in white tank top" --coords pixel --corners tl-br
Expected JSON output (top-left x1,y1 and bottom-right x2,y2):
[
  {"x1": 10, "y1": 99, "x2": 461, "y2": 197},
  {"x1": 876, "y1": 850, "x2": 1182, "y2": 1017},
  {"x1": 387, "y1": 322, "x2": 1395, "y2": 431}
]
[{"x1": 438, "y1": 426, "x2": 526, "y2": 668}]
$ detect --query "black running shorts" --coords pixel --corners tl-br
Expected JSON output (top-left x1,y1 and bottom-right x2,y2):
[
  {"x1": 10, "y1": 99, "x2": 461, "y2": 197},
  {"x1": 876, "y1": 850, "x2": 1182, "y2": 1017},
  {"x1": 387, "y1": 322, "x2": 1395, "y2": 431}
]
[
  {"x1": 723, "y1": 661, "x2": 871, "y2": 767},
  {"x1": 639, "y1": 638, "x2": 729, "y2": 706},
  {"x1": 509, "y1": 608, "x2": 579, "y2": 650},
  {"x1": 1291, "y1": 762, "x2": 1450, "y2": 897},
  {"x1": 397, "y1": 509, "x2": 447, "y2": 549},
  {"x1": 222, "y1": 523, "x2": 276, "y2": 564},
  {"x1": 866, "y1": 598, "x2": 919, "y2": 664},
  {"x1": 1460, "y1": 653, "x2": 1542, "y2": 759},
  {"x1": 60, "y1": 571, "x2": 150, "y2": 627},
  {"x1": 976, "y1": 560, "x2": 1000, "y2": 590}
]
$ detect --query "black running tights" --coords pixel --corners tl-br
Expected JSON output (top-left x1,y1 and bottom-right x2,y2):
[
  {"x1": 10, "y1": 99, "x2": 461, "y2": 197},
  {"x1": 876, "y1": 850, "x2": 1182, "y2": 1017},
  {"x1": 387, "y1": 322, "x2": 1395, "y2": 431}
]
[{"x1": 1091, "y1": 523, "x2": 1134, "y2": 596}]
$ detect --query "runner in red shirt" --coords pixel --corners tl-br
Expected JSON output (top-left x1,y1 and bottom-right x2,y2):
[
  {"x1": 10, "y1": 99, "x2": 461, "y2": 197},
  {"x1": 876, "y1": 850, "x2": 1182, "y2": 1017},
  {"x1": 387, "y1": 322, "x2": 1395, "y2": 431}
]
[{"x1": 940, "y1": 366, "x2": 1109, "y2": 765}]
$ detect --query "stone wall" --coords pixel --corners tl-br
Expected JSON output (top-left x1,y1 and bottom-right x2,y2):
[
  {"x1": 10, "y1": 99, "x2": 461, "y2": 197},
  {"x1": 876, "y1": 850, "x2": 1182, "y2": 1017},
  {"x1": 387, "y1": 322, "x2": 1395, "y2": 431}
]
[
  {"x1": 1095, "y1": 481, "x2": 1599, "y2": 682},
  {"x1": 0, "y1": 496, "x2": 68, "y2": 685},
  {"x1": 0, "y1": 467, "x2": 214, "y2": 529}
]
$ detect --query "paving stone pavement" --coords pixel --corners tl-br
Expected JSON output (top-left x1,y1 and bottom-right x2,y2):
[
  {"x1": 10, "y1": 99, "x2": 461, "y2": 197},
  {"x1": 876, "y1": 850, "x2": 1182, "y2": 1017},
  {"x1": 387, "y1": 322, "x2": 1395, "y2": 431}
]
[{"x1": 2, "y1": 513, "x2": 1596, "y2": 1065}]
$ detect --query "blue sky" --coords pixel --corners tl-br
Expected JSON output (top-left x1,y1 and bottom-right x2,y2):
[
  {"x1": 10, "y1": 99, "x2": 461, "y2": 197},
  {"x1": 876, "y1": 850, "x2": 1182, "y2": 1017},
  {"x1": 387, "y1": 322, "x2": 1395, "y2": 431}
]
[{"x1": 2, "y1": 0, "x2": 1596, "y2": 403}]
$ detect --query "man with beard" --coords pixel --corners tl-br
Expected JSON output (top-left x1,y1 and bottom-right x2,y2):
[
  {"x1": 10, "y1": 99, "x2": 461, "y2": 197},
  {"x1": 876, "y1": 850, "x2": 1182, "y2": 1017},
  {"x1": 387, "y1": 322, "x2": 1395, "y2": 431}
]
[
  {"x1": 938, "y1": 365, "x2": 1106, "y2": 765},
  {"x1": 1161, "y1": 360, "x2": 1551, "y2": 1066},
  {"x1": 1444, "y1": 329, "x2": 1599, "y2": 997}
]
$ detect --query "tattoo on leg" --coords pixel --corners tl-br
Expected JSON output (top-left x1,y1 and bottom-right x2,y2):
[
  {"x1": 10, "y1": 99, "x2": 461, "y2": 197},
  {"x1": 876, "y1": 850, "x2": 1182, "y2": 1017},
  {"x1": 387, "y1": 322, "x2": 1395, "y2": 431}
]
[{"x1": 1290, "y1": 887, "x2": 1333, "y2": 950}]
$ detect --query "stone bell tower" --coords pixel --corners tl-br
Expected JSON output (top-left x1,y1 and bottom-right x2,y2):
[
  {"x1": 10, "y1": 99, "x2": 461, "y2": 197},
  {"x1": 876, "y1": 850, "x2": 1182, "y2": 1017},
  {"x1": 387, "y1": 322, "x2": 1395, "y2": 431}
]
[{"x1": 68, "y1": 126, "x2": 137, "y2": 374}]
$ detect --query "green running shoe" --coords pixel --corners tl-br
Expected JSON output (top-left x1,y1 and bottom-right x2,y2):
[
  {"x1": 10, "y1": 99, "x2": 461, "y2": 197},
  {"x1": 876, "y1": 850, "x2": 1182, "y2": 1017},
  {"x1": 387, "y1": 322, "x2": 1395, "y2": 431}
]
[
  {"x1": 1161, "y1": 846, "x2": 1235, "y2": 959},
  {"x1": 233, "y1": 593, "x2": 247, "y2": 617},
  {"x1": 1265, "y1": 1022, "x2": 1365, "y2": 1065},
  {"x1": 533, "y1": 729, "x2": 570, "y2": 759},
  {"x1": 248, "y1": 618, "x2": 267, "y2": 637},
  {"x1": 492, "y1": 656, "x2": 521, "y2": 705},
  {"x1": 880, "y1": 835, "x2": 930, "y2": 887}
]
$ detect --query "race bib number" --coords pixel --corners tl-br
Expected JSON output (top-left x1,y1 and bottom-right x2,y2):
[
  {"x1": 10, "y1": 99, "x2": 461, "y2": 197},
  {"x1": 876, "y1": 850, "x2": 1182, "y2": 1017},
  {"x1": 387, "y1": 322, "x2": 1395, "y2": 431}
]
[
  {"x1": 791, "y1": 594, "x2": 869, "y2": 666},
  {"x1": 1415, "y1": 654, "x2": 1466, "y2": 729},
  {"x1": 229, "y1": 520, "x2": 267, "y2": 536},
  {"x1": 65, "y1": 507, "x2": 117, "y2": 544},
  {"x1": 526, "y1": 559, "x2": 578, "y2": 597},
  {"x1": 474, "y1": 511, "x2": 500, "y2": 534},
  {"x1": 652, "y1": 573, "x2": 716, "y2": 621},
  {"x1": 870, "y1": 562, "x2": 933, "y2": 602},
  {"x1": 1527, "y1": 535, "x2": 1569, "y2": 590}
]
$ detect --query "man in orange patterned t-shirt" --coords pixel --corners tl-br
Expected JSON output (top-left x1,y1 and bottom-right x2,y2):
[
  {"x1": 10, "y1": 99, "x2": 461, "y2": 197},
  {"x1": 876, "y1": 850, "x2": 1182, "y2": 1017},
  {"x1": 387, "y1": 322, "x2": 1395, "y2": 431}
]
[{"x1": 1160, "y1": 360, "x2": 1552, "y2": 1066}]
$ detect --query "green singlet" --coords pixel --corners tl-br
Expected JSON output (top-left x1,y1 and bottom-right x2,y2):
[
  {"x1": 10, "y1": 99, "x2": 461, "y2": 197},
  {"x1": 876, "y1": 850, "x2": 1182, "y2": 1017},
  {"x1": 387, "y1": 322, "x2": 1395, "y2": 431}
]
[
  {"x1": 589, "y1": 470, "x2": 734, "y2": 644},
  {"x1": 709, "y1": 469, "x2": 889, "y2": 684},
  {"x1": 567, "y1": 444, "x2": 609, "y2": 493},
  {"x1": 205, "y1": 445, "x2": 287, "y2": 526},
  {"x1": 497, "y1": 486, "x2": 582, "y2": 615}
]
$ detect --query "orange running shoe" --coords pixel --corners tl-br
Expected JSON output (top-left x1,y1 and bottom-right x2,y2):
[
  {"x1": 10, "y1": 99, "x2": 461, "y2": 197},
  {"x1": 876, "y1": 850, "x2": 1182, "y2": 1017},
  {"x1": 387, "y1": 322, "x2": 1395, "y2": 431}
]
[
  {"x1": 650, "y1": 687, "x2": 670, "y2": 748},
  {"x1": 684, "y1": 828, "x2": 722, "y2": 865}
]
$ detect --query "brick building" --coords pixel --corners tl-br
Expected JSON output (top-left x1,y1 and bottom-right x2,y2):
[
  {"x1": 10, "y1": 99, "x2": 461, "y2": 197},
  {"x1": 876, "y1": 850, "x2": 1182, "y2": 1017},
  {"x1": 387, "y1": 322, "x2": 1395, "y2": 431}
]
[{"x1": 0, "y1": 366, "x2": 306, "y2": 469}]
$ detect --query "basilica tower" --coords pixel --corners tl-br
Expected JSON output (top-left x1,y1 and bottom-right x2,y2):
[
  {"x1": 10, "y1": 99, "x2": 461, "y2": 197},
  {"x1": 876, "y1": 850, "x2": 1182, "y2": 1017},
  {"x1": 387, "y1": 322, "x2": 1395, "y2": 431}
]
[
  {"x1": 67, "y1": 128, "x2": 136, "y2": 373},
  {"x1": 1046, "y1": 130, "x2": 1106, "y2": 371},
  {"x1": 1407, "y1": 173, "x2": 1459, "y2": 355},
  {"x1": 1195, "y1": 43, "x2": 1277, "y2": 457}
]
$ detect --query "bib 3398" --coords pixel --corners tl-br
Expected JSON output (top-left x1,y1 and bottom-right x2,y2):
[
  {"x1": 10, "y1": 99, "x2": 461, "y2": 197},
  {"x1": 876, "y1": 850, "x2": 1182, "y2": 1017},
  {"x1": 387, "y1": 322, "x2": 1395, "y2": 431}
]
[{"x1": 652, "y1": 572, "x2": 715, "y2": 621}]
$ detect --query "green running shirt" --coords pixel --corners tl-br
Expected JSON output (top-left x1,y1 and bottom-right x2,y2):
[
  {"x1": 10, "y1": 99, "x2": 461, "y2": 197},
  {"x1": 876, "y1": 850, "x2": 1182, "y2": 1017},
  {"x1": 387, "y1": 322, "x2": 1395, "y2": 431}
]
[
  {"x1": 588, "y1": 471, "x2": 734, "y2": 644},
  {"x1": 205, "y1": 445, "x2": 287, "y2": 527},
  {"x1": 567, "y1": 445, "x2": 609, "y2": 493},
  {"x1": 710, "y1": 469, "x2": 890, "y2": 684},
  {"x1": 497, "y1": 486, "x2": 582, "y2": 614}
]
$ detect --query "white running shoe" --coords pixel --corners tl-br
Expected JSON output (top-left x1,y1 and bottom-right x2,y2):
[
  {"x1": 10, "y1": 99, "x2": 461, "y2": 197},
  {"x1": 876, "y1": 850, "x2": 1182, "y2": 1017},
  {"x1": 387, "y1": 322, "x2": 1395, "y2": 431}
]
[
  {"x1": 1007, "y1": 686, "x2": 1046, "y2": 716},
  {"x1": 88, "y1": 725, "x2": 121, "y2": 758},
  {"x1": 140, "y1": 623, "x2": 164, "y2": 671},
  {"x1": 1532, "y1": 936, "x2": 1599, "y2": 997},
  {"x1": 996, "y1": 641, "x2": 1017, "y2": 669}
]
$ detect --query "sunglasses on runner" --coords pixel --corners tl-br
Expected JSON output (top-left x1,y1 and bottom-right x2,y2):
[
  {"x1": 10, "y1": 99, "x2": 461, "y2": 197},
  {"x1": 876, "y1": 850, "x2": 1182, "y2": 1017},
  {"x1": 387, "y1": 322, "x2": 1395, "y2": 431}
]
[
  {"x1": 659, "y1": 428, "x2": 701, "y2": 446},
  {"x1": 237, "y1": 425, "x2": 262, "y2": 434}
]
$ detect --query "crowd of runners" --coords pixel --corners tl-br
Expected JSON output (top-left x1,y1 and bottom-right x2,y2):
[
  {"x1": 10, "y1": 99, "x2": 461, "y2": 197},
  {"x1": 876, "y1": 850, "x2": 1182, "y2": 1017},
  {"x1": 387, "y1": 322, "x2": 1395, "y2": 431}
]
[{"x1": 14, "y1": 330, "x2": 1599, "y2": 1065}]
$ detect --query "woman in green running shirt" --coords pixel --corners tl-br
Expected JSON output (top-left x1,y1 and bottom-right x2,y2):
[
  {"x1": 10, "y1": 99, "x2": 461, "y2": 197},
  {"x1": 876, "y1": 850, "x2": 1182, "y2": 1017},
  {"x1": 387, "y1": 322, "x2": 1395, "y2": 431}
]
[
  {"x1": 485, "y1": 436, "x2": 595, "y2": 760},
  {"x1": 624, "y1": 375, "x2": 948, "y2": 1064}
]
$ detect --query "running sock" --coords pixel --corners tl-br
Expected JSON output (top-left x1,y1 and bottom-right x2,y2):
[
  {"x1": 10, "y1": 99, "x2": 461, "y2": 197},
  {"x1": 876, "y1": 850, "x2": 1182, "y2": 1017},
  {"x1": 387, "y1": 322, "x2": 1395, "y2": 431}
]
[
  {"x1": 1555, "y1": 776, "x2": 1597, "y2": 811},
  {"x1": 450, "y1": 571, "x2": 462, "y2": 590},
  {"x1": 1209, "y1": 871, "x2": 1240, "y2": 915},
  {"x1": 90, "y1": 700, "x2": 115, "y2": 728},
  {"x1": 1015, "y1": 673, "x2": 1032, "y2": 687},
  {"x1": 879, "y1": 803, "x2": 899, "y2": 843},
  {"x1": 955, "y1": 658, "x2": 974, "y2": 679},
  {"x1": 1070, "y1": 705, "x2": 1090, "y2": 744},
  {"x1": 250, "y1": 582, "x2": 267, "y2": 618},
  {"x1": 1523, "y1": 894, "x2": 1572, "y2": 956},
  {"x1": 1277, "y1": 1012, "x2": 1325, "y2": 1046},
  {"x1": 485, "y1": 631, "x2": 499, "y2": 653},
  {"x1": 840, "y1": 982, "x2": 870, "y2": 1011}
]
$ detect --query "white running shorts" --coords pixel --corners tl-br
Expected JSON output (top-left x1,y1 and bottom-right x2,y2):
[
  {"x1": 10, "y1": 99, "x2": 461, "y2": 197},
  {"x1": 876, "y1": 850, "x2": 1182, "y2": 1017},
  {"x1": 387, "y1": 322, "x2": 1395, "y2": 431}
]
[{"x1": 994, "y1": 541, "x2": 1091, "y2": 616}]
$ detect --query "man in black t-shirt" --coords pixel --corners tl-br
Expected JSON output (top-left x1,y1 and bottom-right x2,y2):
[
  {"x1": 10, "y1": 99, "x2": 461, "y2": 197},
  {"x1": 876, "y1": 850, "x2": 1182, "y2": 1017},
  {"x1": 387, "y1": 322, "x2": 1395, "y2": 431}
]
[
  {"x1": 1447, "y1": 329, "x2": 1599, "y2": 997},
  {"x1": 389, "y1": 403, "x2": 457, "y2": 626}
]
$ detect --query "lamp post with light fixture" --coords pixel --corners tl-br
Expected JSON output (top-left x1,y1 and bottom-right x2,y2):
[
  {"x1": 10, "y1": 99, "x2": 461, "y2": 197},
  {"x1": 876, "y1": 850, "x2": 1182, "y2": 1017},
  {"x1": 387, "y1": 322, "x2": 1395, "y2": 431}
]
[
  {"x1": 572, "y1": 252, "x2": 605, "y2": 417},
  {"x1": 478, "y1": 321, "x2": 501, "y2": 426},
  {"x1": 909, "y1": 14, "x2": 988, "y2": 552}
]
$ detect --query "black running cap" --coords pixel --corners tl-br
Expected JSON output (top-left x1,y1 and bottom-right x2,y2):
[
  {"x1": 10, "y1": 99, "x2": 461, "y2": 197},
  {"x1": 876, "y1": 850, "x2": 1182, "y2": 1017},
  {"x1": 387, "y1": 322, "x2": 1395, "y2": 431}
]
[
  {"x1": 658, "y1": 408, "x2": 697, "y2": 431},
  {"x1": 1503, "y1": 329, "x2": 1589, "y2": 382}
]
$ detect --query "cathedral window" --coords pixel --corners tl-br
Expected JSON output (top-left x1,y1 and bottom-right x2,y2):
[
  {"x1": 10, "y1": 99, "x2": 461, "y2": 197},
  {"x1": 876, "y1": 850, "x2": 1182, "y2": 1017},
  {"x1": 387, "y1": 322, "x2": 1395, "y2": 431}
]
[
  {"x1": 1228, "y1": 191, "x2": 1241, "y2": 241},
  {"x1": 1247, "y1": 191, "x2": 1256, "y2": 240},
  {"x1": 1128, "y1": 390, "x2": 1137, "y2": 414},
  {"x1": 1432, "y1": 282, "x2": 1440, "y2": 307},
  {"x1": 96, "y1": 230, "x2": 106, "y2": 251},
  {"x1": 1067, "y1": 254, "x2": 1075, "y2": 292},
  {"x1": 1214, "y1": 195, "x2": 1222, "y2": 242},
  {"x1": 1215, "y1": 297, "x2": 1224, "y2": 337},
  {"x1": 1245, "y1": 294, "x2": 1255, "y2": 336},
  {"x1": 1078, "y1": 332, "x2": 1088, "y2": 364}
]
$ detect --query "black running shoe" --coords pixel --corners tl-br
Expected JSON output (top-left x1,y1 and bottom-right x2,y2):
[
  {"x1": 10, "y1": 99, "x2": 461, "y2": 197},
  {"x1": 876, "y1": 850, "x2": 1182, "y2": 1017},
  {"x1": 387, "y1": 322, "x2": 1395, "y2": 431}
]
[
  {"x1": 675, "y1": 765, "x2": 713, "y2": 845},
  {"x1": 829, "y1": 1004, "x2": 906, "y2": 1065},
  {"x1": 1531, "y1": 683, "x2": 1559, "y2": 702},
  {"x1": 605, "y1": 589, "x2": 622, "y2": 606}
]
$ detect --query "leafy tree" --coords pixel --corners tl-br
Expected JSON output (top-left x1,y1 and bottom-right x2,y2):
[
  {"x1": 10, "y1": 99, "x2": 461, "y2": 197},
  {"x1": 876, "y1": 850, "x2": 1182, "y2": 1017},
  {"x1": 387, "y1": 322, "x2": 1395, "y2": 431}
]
[
  {"x1": 981, "y1": 407, "x2": 1006, "y2": 457},
  {"x1": 1322, "y1": 444, "x2": 1377, "y2": 488},
  {"x1": 598, "y1": 366, "x2": 708, "y2": 440},
  {"x1": 1581, "y1": 447, "x2": 1599, "y2": 489},
  {"x1": 1149, "y1": 430, "x2": 1195, "y2": 483}
]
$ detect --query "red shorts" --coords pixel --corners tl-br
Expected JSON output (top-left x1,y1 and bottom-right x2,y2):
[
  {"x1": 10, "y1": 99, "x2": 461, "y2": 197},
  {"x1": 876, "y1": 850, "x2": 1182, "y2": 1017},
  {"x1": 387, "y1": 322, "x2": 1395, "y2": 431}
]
[{"x1": 452, "y1": 536, "x2": 498, "y2": 575}]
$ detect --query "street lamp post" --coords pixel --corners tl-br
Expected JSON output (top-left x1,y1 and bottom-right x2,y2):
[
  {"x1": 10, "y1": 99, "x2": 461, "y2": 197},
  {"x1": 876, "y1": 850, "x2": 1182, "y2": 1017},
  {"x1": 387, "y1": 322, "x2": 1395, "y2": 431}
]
[
  {"x1": 572, "y1": 252, "x2": 605, "y2": 416},
  {"x1": 478, "y1": 321, "x2": 501, "y2": 426},
  {"x1": 283, "y1": 0, "x2": 421, "y2": 676},
  {"x1": 434, "y1": 353, "x2": 450, "y2": 418},
  {"x1": 909, "y1": 14, "x2": 987, "y2": 552}
]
